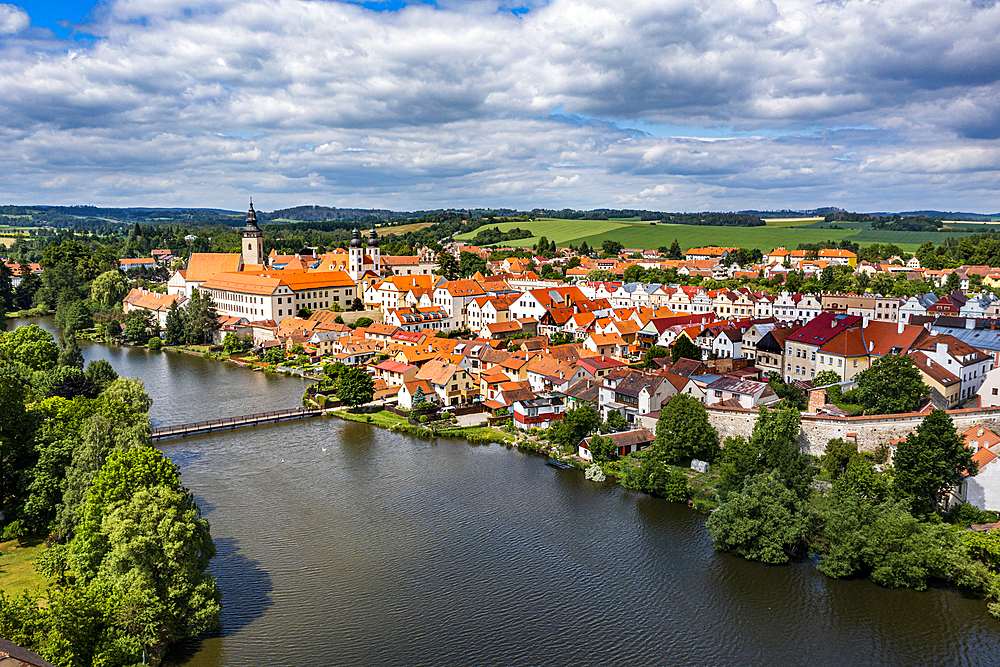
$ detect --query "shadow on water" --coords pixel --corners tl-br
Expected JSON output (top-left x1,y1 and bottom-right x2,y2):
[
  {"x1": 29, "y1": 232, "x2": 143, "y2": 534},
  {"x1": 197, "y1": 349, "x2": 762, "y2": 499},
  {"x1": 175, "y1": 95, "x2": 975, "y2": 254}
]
[{"x1": 162, "y1": 536, "x2": 274, "y2": 664}]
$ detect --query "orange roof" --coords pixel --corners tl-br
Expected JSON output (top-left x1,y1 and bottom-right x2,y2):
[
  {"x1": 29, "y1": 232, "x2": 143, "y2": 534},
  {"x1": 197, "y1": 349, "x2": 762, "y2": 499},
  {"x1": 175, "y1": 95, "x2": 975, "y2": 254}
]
[
  {"x1": 201, "y1": 272, "x2": 282, "y2": 295},
  {"x1": 186, "y1": 253, "x2": 242, "y2": 282},
  {"x1": 972, "y1": 447, "x2": 997, "y2": 469},
  {"x1": 263, "y1": 269, "x2": 356, "y2": 290},
  {"x1": 818, "y1": 328, "x2": 867, "y2": 357}
]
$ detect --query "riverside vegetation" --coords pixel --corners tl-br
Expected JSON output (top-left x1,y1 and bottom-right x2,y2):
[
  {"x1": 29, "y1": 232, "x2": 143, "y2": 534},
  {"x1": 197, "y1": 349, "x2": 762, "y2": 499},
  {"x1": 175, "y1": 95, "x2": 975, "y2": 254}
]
[
  {"x1": 0, "y1": 325, "x2": 219, "y2": 666},
  {"x1": 543, "y1": 389, "x2": 1000, "y2": 621}
]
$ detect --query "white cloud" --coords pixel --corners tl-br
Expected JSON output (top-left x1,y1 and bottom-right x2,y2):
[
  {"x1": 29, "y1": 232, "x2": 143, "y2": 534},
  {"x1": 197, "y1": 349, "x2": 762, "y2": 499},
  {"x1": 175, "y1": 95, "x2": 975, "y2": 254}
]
[
  {"x1": 0, "y1": 4, "x2": 28, "y2": 34},
  {"x1": 0, "y1": 0, "x2": 998, "y2": 210}
]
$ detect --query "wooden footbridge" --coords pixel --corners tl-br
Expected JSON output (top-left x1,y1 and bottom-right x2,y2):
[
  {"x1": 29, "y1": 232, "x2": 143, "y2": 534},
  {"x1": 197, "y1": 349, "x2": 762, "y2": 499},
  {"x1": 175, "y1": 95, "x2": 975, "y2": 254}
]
[{"x1": 151, "y1": 407, "x2": 324, "y2": 441}]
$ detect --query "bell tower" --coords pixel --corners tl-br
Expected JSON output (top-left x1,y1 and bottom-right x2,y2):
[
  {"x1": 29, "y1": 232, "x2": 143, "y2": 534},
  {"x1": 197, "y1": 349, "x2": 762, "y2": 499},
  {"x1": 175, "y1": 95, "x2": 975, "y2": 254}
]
[
  {"x1": 348, "y1": 228, "x2": 363, "y2": 281},
  {"x1": 242, "y1": 199, "x2": 264, "y2": 267},
  {"x1": 368, "y1": 228, "x2": 381, "y2": 274}
]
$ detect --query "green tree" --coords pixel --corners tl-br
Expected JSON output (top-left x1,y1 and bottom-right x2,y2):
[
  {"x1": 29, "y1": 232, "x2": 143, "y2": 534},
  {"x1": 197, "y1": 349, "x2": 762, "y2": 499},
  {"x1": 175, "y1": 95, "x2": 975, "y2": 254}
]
[
  {"x1": 355, "y1": 317, "x2": 374, "y2": 328},
  {"x1": 817, "y1": 494, "x2": 988, "y2": 590},
  {"x1": 90, "y1": 270, "x2": 130, "y2": 311},
  {"x1": 585, "y1": 269, "x2": 614, "y2": 281},
  {"x1": 164, "y1": 300, "x2": 186, "y2": 345},
  {"x1": 893, "y1": 409, "x2": 977, "y2": 515},
  {"x1": 623, "y1": 264, "x2": 645, "y2": 283},
  {"x1": 97, "y1": 485, "x2": 221, "y2": 657},
  {"x1": 587, "y1": 433, "x2": 616, "y2": 462},
  {"x1": 705, "y1": 473, "x2": 810, "y2": 564},
  {"x1": 814, "y1": 370, "x2": 841, "y2": 387},
  {"x1": 336, "y1": 366, "x2": 375, "y2": 409},
  {"x1": 13, "y1": 261, "x2": 42, "y2": 310},
  {"x1": 642, "y1": 345, "x2": 669, "y2": 368},
  {"x1": 84, "y1": 359, "x2": 118, "y2": 389},
  {"x1": 70, "y1": 447, "x2": 182, "y2": 582},
  {"x1": 184, "y1": 289, "x2": 221, "y2": 345},
  {"x1": 602, "y1": 240, "x2": 624, "y2": 257},
  {"x1": 0, "y1": 262, "x2": 13, "y2": 313},
  {"x1": 854, "y1": 354, "x2": 929, "y2": 415},
  {"x1": 0, "y1": 324, "x2": 58, "y2": 370},
  {"x1": 668, "y1": 239, "x2": 682, "y2": 260},
  {"x1": 0, "y1": 369, "x2": 36, "y2": 521},
  {"x1": 671, "y1": 336, "x2": 702, "y2": 362},
  {"x1": 653, "y1": 394, "x2": 719, "y2": 463},
  {"x1": 603, "y1": 410, "x2": 627, "y2": 433},
  {"x1": 548, "y1": 404, "x2": 600, "y2": 451},
  {"x1": 436, "y1": 251, "x2": 460, "y2": 280},
  {"x1": 57, "y1": 328, "x2": 85, "y2": 368},
  {"x1": 458, "y1": 251, "x2": 487, "y2": 278},
  {"x1": 222, "y1": 332, "x2": 242, "y2": 355},
  {"x1": 122, "y1": 311, "x2": 152, "y2": 345},
  {"x1": 822, "y1": 438, "x2": 857, "y2": 480},
  {"x1": 717, "y1": 402, "x2": 810, "y2": 500}
]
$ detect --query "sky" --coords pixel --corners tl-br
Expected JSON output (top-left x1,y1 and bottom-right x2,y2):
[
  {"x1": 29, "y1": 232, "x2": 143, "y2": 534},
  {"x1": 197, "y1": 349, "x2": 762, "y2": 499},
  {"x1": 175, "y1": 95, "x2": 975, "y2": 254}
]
[{"x1": 0, "y1": 0, "x2": 999, "y2": 213}]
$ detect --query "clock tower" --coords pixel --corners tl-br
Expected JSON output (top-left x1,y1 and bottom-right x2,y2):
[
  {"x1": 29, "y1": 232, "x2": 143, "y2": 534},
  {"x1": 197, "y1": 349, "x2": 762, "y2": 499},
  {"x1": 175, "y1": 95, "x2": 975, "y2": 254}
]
[{"x1": 242, "y1": 199, "x2": 264, "y2": 267}]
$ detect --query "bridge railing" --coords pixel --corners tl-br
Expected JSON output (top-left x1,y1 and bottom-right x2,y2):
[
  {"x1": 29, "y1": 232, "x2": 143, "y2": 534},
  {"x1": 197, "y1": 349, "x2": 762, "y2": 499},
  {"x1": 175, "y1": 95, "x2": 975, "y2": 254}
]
[{"x1": 152, "y1": 408, "x2": 318, "y2": 434}]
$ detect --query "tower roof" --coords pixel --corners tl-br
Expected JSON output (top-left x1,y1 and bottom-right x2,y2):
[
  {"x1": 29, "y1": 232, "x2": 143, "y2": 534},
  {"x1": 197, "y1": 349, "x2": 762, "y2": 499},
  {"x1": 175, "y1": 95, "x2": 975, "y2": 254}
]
[
  {"x1": 244, "y1": 199, "x2": 261, "y2": 234},
  {"x1": 368, "y1": 228, "x2": 379, "y2": 247},
  {"x1": 350, "y1": 228, "x2": 362, "y2": 248}
]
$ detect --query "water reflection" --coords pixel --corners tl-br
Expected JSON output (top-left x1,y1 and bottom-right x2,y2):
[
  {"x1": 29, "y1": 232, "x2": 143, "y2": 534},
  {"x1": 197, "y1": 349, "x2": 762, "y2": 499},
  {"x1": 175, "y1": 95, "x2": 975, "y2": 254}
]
[{"x1": 7, "y1": 317, "x2": 1000, "y2": 666}]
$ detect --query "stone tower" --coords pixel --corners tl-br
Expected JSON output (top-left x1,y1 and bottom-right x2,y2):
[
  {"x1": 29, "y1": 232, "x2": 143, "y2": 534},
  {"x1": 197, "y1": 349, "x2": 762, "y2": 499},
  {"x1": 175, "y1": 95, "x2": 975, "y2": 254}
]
[
  {"x1": 367, "y1": 227, "x2": 381, "y2": 274},
  {"x1": 348, "y1": 228, "x2": 363, "y2": 281},
  {"x1": 242, "y1": 199, "x2": 264, "y2": 267}
]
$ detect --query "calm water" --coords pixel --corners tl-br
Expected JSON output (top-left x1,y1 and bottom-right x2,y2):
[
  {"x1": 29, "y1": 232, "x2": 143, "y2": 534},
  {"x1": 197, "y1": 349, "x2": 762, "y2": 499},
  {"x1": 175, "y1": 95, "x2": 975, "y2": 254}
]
[{"x1": 11, "y1": 318, "x2": 1000, "y2": 665}]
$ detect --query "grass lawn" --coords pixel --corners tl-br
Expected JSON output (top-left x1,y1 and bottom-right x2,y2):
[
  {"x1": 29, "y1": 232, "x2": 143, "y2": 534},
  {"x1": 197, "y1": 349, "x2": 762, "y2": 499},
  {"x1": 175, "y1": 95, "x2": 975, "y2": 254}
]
[
  {"x1": 762, "y1": 217, "x2": 825, "y2": 227},
  {"x1": 454, "y1": 214, "x2": 1000, "y2": 253},
  {"x1": 377, "y1": 221, "x2": 436, "y2": 236},
  {"x1": 453, "y1": 218, "x2": 623, "y2": 246},
  {"x1": 334, "y1": 409, "x2": 408, "y2": 428},
  {"x1": 568, "y1": 223, "x2": 857, "y2": 252},
  {"x1": 437, "y1": 425, "x2": 515, "y2": 442},
  {"x1": 0, "y1": 537, "x2": 47, "y2": 597}
]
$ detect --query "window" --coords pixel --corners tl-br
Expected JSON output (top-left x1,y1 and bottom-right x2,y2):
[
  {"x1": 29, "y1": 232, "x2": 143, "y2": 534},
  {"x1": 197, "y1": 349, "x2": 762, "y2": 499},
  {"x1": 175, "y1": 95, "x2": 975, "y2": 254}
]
[
  {"x1": 992, "y1": 388, "x2": 997, "y2": 396},
  {"x1": 714, "y1": 390, "x2": 723, "y2": 397}
]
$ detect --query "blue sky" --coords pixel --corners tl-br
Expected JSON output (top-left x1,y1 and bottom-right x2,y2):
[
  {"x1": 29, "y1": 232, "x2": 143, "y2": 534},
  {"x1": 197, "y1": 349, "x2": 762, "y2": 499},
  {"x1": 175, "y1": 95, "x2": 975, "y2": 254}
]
[{"x1": 0, "y1": 0, "x2": 998, "y2": 212}]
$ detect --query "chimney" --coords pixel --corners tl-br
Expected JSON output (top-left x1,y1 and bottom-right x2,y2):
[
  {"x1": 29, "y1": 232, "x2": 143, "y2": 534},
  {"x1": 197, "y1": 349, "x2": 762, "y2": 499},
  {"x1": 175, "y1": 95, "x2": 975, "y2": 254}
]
[
  {"x1": 936, "y1": 342, "x2": 948, "y2": 356},
  {"x1": 967, "y1": 318, "x2": 975, "y2": 330},
  {"x1": 927, "y1": 357, "x2": 932, "y2": 367},
  {"x1": 979, "y1": 424, "x2": 984, "y2": 437},
  {"x1": 831, "y1": 319, "x2": 837, "y2": 328},
  {"x1": 869, "y1": 340, "x2": 874, "y2": 352},
  {"x1": 898, "y1": 319, "x2": 905, "y2": 335}
]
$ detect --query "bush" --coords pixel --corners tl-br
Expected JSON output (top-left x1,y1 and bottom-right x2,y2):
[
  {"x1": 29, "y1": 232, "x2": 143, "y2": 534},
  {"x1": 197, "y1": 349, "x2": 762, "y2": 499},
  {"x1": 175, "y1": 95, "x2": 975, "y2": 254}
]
[
  {"x1": 419, "y1": 415, "x2": 428, "y2": 423},
  {"x1": 147, "y1": 337, "x2": 163, "y2": 350}
]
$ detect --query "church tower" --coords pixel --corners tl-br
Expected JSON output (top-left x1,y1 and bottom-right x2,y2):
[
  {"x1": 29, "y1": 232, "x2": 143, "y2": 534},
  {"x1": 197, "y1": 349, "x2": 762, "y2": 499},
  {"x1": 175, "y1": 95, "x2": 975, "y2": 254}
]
[
  {"x1": 348, "y1": 228, "x2": 363, "y2": 281},
  {"x1": 368, "y1": 227, "x2": 381, "y2": 274},
  {"x1": 242, "y1": 199, "x2": 264, "y2": 267}
]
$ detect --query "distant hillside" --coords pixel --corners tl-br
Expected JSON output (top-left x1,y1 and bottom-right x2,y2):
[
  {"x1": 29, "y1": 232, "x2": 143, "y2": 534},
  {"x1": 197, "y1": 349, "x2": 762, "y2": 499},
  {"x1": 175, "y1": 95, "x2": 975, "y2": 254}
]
[
  {"x1": 263, "y1": 205, "x2": 401, "y2": 223},
  {"x1": 739, "y1": 207, "x2": 845, "y2": 218}
]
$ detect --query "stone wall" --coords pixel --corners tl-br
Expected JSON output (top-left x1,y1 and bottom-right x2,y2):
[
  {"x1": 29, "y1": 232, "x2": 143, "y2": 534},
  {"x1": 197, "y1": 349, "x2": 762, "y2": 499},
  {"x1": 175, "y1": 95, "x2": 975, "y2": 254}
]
[{"x1": 706, "y1": 405, "x2": 1000, "y2": 457}]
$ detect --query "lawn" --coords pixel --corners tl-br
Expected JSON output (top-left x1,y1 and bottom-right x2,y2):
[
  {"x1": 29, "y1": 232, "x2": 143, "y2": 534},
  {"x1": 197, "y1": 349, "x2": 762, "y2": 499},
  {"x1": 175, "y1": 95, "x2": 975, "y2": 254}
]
[
  {"x1": 376, "y1": 221, "x2": 436, "y2": 236},
  {"x1": 0, "y1": 537, "x2": 47, "y2": 597},
  {"x1": 453, "y1": 218, "x2": 625, "y2": 246},
  {"x1": 567, "y1": 222, "x2": 856, "y2": 252},
  {"x1": 762, "y1": 217, "x2": 825, "y2": 227}
]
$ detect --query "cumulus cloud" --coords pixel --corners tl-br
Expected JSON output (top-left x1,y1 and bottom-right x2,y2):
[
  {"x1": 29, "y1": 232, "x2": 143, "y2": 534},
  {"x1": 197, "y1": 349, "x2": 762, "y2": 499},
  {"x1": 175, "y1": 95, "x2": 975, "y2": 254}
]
[
  {"x1": 0, "y1": 0, "x2": 998, "y2": 210},
  {"x1": 0, "y1": 4, "x2": 28, "y2": 34}
]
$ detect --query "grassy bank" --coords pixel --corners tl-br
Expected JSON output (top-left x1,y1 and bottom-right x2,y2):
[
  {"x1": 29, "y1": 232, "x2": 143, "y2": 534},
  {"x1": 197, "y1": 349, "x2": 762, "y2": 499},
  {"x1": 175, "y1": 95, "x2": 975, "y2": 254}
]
[
  {"x1": 331, "y1": 409, "x2": 515, "y2": 443},
  {"x1": 0, "y1": 537, "x2": 47, "y2": 597}
]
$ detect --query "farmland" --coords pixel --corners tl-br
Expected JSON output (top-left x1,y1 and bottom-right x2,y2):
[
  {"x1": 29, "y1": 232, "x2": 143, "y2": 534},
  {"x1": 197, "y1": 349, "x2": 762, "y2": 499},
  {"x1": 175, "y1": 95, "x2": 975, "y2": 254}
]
[{"x1": 453, "y1": 217, "x2": 1000, "y2": 252}]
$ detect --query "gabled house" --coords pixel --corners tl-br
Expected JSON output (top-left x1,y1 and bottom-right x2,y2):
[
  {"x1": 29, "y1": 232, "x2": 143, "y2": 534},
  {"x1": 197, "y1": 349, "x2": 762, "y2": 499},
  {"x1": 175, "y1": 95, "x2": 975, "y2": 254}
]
[
  {"x1": 578, "y1": 428, "x2": 655, "y2": 461},
  {"x1": 415, "y1": 358, "x2": 475, "y2": 406},
  {"x1": 704, "y1": 377, "x2": 779, "y2": 408},
  {"x1": 511, "y1": 395, "x2": 565, "y2": 430}
]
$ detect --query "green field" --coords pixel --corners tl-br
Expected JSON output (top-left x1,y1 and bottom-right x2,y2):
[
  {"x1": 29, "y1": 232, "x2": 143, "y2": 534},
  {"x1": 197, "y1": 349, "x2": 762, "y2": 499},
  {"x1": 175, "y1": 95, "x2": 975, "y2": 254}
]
[
  {"x1": 0, "y1": 538, "x2": 46, "y2": 597},
  {"x1": 455, "y1": 217, "x2": 1000, "y2": 252}
]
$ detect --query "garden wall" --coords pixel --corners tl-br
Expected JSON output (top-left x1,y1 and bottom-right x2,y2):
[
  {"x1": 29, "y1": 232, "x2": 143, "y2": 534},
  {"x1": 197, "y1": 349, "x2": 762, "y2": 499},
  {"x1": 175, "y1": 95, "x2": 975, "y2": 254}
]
[{"x1": 705, "y1": 405, "x2": 1000, "y2": 457}]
